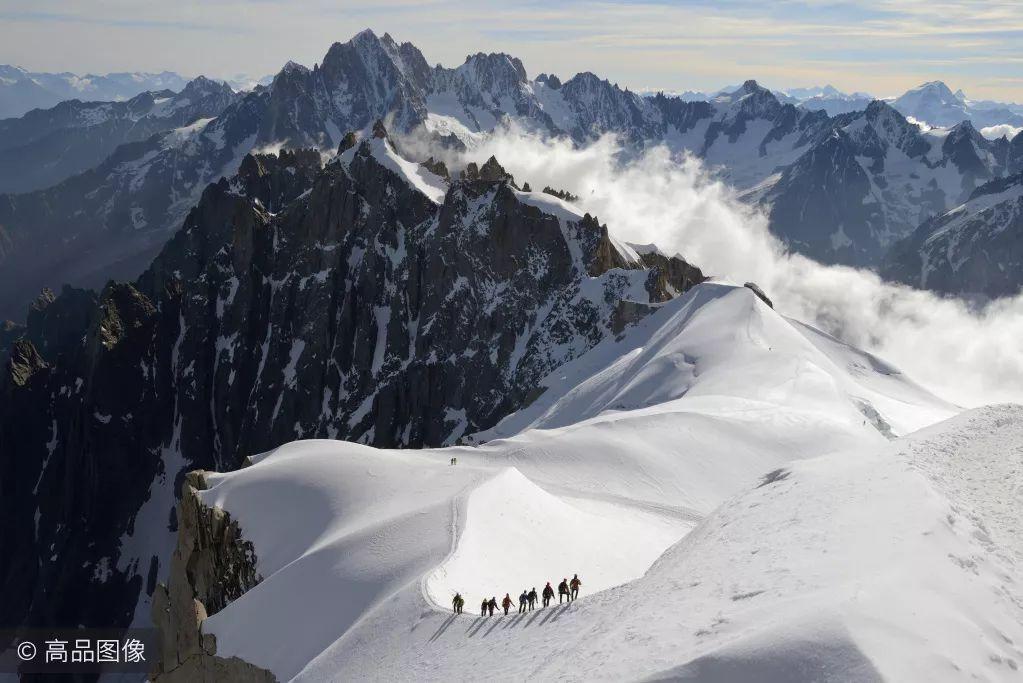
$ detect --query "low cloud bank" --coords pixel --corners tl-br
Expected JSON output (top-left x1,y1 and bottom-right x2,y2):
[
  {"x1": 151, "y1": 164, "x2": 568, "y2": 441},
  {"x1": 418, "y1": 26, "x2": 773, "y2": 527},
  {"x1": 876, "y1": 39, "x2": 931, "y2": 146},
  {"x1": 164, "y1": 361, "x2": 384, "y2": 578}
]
[{"x1": 449, "y1": 129, "x2": 1023, "y2": 408}]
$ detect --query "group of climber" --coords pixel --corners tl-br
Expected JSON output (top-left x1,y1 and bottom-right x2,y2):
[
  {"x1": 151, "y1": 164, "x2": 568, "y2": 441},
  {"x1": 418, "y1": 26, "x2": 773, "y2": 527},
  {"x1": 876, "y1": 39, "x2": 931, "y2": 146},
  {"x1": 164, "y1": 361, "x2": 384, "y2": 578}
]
[{"x1": 451, "y1": 575, "x2": 582, "y2": 616}]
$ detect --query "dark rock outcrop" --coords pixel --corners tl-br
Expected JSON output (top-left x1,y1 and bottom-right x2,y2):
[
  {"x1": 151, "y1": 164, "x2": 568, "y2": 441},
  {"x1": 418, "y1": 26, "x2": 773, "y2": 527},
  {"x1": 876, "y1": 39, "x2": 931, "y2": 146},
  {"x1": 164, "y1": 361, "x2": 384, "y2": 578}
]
[
  {"x1": 638, "y1": 250, "x2": 707, "y2": 301},
  {"x1": 151, "y1": 471, "x2": 273, "y2": 682},
  {"x1": 744, "y1": 282, "x2": 774, "y2": 308}
]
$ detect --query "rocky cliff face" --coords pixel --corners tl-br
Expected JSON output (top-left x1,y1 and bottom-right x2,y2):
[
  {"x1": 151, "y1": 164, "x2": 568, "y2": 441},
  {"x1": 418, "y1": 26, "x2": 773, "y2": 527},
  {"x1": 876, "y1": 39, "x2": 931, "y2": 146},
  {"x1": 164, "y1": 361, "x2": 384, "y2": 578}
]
[
  {"x1": 151, "y1": 470, "x2": 274, "y2": 682},
  {"x1": 0, "y1": 126, "x2": 702, "y2": 641}
]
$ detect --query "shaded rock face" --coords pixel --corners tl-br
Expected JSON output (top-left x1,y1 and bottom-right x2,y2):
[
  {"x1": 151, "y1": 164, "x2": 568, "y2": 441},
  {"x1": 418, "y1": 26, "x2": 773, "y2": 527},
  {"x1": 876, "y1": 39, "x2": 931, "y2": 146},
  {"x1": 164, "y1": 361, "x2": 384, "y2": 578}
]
[
  {"x1": 881, "y1": 172, "x2": 1023, "y2": 299},
  {"x1": 151, "y1": 471, "x2": 273, "y2": 682},
  {"x1": 0, "y1": 139, "x2": 702, "y2": 641},
  {"x1": 637, "y1": 250, "x2": 707, "y2": 301},
  {"x1": 235, "y1": 149, "x2": 323, "y2": 212},
  {"x1": 766, "y1": 130, "x2": 881, "y2": 265}
]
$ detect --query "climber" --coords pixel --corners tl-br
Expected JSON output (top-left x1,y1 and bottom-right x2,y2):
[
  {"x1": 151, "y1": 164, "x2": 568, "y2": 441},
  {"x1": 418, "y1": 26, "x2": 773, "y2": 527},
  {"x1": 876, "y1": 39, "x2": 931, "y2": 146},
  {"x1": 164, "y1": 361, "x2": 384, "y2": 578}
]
[
  {"x1": 558, "y1": 578, "x2": 570, "y2": 604},
  {"x1": 487, "y1": 596, "x2": 497, "y2": 616},
  {"x1": 570, "y1": 574, "x2": 582, "y2": 601},
  {"x1": 519, "y1": 590, "x2": 528, "y2": 614},
  {"x1": 481, "y1": 598, "x2": 488, "y2": 616},
  {"x1": 501, "y1": 593, "x2": 514, "y2": 615},
  {"x1": 452, "y1": 592, "x2": 464, "y2": 614},
  {"x1": 527, "y1": 587, "x2": 538, "y2": 611},
  {"x1": 542, "y1": 582, "x2": 555, "y2": 608}
]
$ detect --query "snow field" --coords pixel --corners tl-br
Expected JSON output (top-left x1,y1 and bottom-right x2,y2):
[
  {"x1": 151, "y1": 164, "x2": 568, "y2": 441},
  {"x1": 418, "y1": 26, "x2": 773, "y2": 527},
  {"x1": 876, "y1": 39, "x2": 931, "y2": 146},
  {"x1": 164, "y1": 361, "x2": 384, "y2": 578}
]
[
  {"x1": 194, "y1": 283, "x2": 997, "y2": 681},
  {"x1": 424, "y1": 467, "x2": 692, "y2": 612}
]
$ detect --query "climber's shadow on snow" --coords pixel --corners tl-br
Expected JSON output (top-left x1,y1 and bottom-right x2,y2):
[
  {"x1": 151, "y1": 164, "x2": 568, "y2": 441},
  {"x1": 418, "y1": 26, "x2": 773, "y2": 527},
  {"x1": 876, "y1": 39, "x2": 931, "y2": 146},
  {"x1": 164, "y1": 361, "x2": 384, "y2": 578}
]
[
  {"x1": 462, "y1": 604, "x2": 573, "y2": 639},
  {"x1": 466, "y1": 617, "x2": 488, "y2": 637},
  {"x1": 428, "y1": 614, "x2": 458, "y2": 642},
  {"x1": 540, "y1": 604, "x2": 570, "y2": 626}
]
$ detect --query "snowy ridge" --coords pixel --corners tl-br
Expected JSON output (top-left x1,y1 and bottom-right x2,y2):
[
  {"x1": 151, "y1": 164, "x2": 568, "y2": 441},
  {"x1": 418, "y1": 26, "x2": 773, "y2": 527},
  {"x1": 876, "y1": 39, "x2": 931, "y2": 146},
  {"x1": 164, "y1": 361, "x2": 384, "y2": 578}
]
[
  {"x1": 189, "y1": 282, "x2": 979, "y2": 681},
  {"x1": 480, "y1": 283, "x2": 953, "y2": 441},
  {"x1": 338, "y1": 134, "x2": 448, "y2": 203}
]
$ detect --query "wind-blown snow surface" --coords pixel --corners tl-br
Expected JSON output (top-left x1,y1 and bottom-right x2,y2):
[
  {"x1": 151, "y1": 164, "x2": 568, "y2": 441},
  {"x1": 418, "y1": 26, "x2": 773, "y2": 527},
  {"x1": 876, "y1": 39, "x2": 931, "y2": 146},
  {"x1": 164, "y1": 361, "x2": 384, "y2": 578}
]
[{"x1": 194, "y1": 283, "x2": 996, "y2": 681}]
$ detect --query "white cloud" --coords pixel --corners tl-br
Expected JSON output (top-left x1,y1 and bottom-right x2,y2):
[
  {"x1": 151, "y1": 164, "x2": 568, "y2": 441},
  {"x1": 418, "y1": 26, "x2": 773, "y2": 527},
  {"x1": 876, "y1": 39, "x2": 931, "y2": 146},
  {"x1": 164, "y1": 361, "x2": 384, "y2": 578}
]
[
  {"x1": 450, "y1": 128, "x2": 1023, "y2": 407},
  {"x1": 980, "y1": 124, "x2": 1022, "y2": 140}
]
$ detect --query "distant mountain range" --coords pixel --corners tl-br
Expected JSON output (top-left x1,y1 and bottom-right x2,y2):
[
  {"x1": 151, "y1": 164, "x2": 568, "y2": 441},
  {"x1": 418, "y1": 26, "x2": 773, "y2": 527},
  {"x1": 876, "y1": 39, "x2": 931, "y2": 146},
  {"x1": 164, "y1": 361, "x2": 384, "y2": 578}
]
[
  {"x1": 0, "y1": 76, "x2": 237, "y2": 193},
  {"x1": 1, "y1": 32, "x2": 1022, "y2": 321},
  {"x1": 890, "y1": 80, "x2": 1023, "y2": 130},
  {"x1": 645, "y1": 81, "x2": 1023, "y2": 132},
  {"x1": 0, "y1": 66, "x2": 191, "y2": 118}
]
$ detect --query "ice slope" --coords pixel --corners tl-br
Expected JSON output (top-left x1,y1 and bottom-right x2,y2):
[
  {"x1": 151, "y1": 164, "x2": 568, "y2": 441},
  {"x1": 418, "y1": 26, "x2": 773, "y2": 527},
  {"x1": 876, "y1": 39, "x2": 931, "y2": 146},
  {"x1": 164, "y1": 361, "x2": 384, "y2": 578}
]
[{"x1": 196, "y1": 283, "x2": 968, "y2": 681}]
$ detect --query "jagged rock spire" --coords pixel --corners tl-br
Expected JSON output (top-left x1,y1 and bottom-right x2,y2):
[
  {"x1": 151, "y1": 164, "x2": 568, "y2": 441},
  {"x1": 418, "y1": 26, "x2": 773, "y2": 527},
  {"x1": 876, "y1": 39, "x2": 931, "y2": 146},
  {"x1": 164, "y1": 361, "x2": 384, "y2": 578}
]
[
  {"x1": 338, "y1": 131, "x2": 359, "y2": 155},
  {"x1": 461, "y1": 156, "x2": 515, "y2": 185}
]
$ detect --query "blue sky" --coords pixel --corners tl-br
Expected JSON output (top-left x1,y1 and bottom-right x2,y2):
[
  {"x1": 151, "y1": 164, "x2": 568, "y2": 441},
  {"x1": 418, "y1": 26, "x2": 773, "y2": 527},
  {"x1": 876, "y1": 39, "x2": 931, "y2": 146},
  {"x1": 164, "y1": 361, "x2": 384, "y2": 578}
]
[{"x1": 1, "y1": 0, "x2": 1021, "y2": 101}]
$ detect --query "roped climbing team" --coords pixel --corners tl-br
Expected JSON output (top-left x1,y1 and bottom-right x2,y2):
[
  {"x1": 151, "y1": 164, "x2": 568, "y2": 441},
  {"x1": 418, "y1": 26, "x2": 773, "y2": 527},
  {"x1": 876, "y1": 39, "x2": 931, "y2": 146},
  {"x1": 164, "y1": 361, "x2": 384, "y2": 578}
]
[{"x1": 452, "y1": 574, "x2": 582, "y2": 616}]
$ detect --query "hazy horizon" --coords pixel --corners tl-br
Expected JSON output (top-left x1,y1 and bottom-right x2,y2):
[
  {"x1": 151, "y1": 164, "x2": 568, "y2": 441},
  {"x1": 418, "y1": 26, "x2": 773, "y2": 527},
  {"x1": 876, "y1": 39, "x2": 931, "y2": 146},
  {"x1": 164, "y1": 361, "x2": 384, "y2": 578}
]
[{"x1": 2, "y1": 1, "x2": 1022, "y2": 103}]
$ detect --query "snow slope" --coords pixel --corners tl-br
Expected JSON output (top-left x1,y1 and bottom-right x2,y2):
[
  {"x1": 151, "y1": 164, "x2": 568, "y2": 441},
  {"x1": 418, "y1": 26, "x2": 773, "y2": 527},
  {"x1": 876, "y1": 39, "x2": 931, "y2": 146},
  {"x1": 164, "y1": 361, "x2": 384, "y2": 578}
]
[{"x1": 194, "y1": 283, "x2": 990, "y2": 682}]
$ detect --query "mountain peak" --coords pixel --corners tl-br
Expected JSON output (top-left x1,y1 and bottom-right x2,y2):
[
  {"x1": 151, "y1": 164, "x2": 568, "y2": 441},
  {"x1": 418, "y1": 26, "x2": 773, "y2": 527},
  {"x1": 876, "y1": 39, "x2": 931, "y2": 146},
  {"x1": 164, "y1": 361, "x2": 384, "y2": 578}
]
[
  {"x1": 865, "y1": 98, "x2": 900, "y2": 118},
  {"x1": 352, "y1": 28, "x2": 379, "y2": 43},
  {"x1": 460, "y1": 52, "x2": 528, "y2": 84},
  {"x1": 180, "y1": 75, "x2": 234, "y2": 97},
  {"x1": 280, "y1": 60, "x2": 309, "y2": 75},
  {"x1": 946, "y1": 118, "x2": 982, "y2": 143},
  {"x1": 714, "y1": 79, "x2": 779, "y2": 114},
  {"x1": 536, "y1": 73, "x2": 562, "y2": 89},
  {"x1": 912, "y1": 80, "x2": 956, "y2": 100}
]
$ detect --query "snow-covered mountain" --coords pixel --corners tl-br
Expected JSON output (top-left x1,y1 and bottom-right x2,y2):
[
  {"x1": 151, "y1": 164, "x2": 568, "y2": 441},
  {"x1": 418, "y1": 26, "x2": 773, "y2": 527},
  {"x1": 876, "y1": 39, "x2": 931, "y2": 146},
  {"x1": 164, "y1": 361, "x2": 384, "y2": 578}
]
[
  {"x1": 647, "y1": 84, "x2": 875, "y2": 117},
  {"x1": 4, "y1": 36, "x2": 1021, "y2": 680},
  {"x1": 763, "y1": 101, "x2": 1017, "y2": 265},
  {"x1": 0, "y1": 128, "x2": 703, "y2": 636},
  {"x1": 0, "y1": 76, "x2": 237, "y2": 193},
  {"x1": 0, "y1": 65, "x2": 190, "y2": 118},
  {"x1": 890, "y1": 80, "x2": 1023, "y2": 130},
  {"x1": 791, "y1": 85, "x2": 874, "y2": 116},
  {"x1": 145, "y1": 282, "x2": 998, "y2": 682},
  {"x1": 882, "y1": 171, "x2": 1023, "y2": 298},
  {"x1": 2, "y1": 31, "x2": 1021, "y2": 320},
  {"x1": 0, "y1": 30, "x2": 699, "y2": 319}
]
